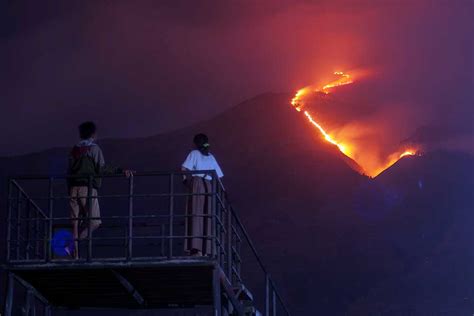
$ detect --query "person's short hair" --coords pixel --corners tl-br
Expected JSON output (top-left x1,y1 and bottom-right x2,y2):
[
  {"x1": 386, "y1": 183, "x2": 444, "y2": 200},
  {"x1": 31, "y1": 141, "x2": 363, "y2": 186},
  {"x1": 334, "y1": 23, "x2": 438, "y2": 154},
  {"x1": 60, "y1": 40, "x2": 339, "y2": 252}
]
[
  {"x1": 193, "y1": 133, "x2": 209, "y2": 148},
  {"x1": 78, "y1": 121, "x2": 96, "y2": 139}
]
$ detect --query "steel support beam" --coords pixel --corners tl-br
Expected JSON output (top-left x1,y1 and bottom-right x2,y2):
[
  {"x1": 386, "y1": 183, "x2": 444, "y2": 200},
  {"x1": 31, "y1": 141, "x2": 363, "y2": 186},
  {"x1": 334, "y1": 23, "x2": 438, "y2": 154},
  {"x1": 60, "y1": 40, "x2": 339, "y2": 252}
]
[
  {"x1": 13, "y1": 274, "x2": 50, "y2": 306},
  {"x1": 272, "y1": 289, "x2": 276, "y2": 316},
  {"x1": 4, "y1": 273, "x2": 51, "y2": 316},
  {"x1": 213, "y1": 267, "x2": 222, "y2": 316},
  {"x1": 23, "y1": 290, "x2": 33, "y2": 316},
  {"x1": 4, "y1": 272, "x2": 14, "y2": 316},
  {"x1": 218, "y1": 269, "x2": 245, "y2": 316},
  {"x1": 112, "y1": 270, "x2": 146, "y2": 307},
  {"x1": 265, "y1": 274, "x2": 270, "y2": 316}
]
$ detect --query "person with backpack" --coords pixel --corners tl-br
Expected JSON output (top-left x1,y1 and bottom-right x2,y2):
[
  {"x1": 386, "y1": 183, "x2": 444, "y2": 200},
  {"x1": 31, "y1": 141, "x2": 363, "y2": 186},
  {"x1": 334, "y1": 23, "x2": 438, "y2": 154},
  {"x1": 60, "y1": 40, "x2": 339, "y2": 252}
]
[
  {"x1": 66, "y1": 121, "x2": 132, "y2": 258},
  {"x1": 182, "y1": 133, "x2": 224, "y2": 256}
]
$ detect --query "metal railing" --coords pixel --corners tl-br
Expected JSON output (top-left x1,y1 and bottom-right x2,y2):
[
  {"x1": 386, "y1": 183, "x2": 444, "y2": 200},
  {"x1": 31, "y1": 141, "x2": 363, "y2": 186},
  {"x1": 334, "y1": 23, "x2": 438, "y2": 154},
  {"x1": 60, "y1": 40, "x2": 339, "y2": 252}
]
[{"x1": 6, "y1": 171, "x2": 290, "y2": 315}]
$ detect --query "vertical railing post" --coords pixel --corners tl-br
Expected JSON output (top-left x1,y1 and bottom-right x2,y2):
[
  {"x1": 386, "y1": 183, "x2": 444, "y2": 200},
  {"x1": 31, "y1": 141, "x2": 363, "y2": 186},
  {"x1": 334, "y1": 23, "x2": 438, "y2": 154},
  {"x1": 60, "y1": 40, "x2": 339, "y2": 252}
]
[
  {"x1": 4, "y1": 272, "x2": 14, "y2": 316},
  {"x1": 16, "y1": 188, "x2": 22, "y2": 260},
  {"x1": 272, "y1": 287, "x2": 277, "y2": 316},
  {"x1": 6, "y1": 179, "x2": 12, "y2": 262},
  {"x1": 168, "y1": 173, "x2": 174, "y2": 258},
  {"x1": 47, "y1": 178, "x2": 53, "y2": 262},
  {"x1": 215, "y1": 182, "x2": 220, "y2": 264},
  {"x1": 213, "y1": 266, "x2": 222, "y2": 316},
  {"x1": 215, "y1": 180, "x2": 221, "y2": 265},
  {"x1": 236, "y1": 216, "x2": 242, "y2": 281},
  {"x1": 226, "y1": 196, "x2": 232, "y2": 283},
  {"x1": 25, "y1": 200, "x2": 31, "y2": 260},
  {"x1": 161, "y1": 223, "x2": 165, "y2": 256},
  {"x1": 265, "y1": 274, "x2": 270, "y2": 316},
  {"x1": 24, "y1": 290, "x2": 33, "y2": 316},
  {"x1": 44, "y1": 305, "x2": 52, "y2": 316},
  {"x1": 127, "y1": 175, "x2": 134, "y2": 260},
  {"x1": 211, "y1": 174, "x2": 217, "y2": 258},
  {"x1": 87, "y1": 176, "x2": 93, "y2": 261},
  {"x1": 35, "y1": 205, "x2": 40, "y2": 259}
]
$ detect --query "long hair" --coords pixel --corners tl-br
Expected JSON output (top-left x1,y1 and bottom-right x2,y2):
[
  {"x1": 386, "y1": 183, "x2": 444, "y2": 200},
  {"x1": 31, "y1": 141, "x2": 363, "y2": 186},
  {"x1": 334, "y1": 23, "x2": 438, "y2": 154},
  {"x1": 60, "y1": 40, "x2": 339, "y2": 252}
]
[{"x1": 193, "y1": 133, "x2": 210, "y2": 156}]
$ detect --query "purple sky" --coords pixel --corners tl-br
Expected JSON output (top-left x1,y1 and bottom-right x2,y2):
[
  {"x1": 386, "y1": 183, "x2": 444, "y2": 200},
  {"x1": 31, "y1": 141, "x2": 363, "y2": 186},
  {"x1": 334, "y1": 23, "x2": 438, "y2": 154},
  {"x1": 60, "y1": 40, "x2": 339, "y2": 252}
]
[{"x1": 0, "y1": 0, "x2": 472, "y2": 156}]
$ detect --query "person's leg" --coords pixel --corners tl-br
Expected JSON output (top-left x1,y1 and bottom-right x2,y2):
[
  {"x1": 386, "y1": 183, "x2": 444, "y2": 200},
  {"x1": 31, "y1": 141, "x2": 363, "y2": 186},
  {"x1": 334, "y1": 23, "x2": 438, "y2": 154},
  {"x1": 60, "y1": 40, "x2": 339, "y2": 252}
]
[
  {"x1": 190, "y1": 177, "x2": 205, "y2": 255},
  {"x1": 79, "y1": 188, "x2": 101, "y2": 240},
  {"x1": 185, "y1": 183, "x2": 193, "y2": 254},
  {"x1": 203, "y1": 180, "x2": 212, "y2": 256},
  {"x1": 69, "y1": 187, "x2": 80, "y2": 259}
]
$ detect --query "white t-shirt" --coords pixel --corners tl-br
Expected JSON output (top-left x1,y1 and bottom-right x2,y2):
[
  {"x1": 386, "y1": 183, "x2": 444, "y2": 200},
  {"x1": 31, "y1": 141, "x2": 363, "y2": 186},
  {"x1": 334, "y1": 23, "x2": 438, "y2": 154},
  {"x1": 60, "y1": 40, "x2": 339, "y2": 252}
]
[{"x1": 182, "y1": 150, "x2": 224, "y2": 180}]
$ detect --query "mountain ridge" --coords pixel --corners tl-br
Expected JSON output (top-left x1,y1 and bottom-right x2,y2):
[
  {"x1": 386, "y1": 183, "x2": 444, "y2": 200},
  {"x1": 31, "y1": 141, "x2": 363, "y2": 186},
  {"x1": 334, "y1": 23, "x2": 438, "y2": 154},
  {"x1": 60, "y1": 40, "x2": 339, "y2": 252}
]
[{"x1": 0, "y1": 93, "x2": 473, "y2": 314}]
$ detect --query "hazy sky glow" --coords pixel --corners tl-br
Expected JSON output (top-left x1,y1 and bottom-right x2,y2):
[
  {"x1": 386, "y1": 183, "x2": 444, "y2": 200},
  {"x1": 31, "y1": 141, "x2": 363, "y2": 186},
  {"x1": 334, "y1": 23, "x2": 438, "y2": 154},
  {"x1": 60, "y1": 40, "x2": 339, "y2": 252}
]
[{"x1": 0, "y1": 0, "x2": 472, "y2": 155}]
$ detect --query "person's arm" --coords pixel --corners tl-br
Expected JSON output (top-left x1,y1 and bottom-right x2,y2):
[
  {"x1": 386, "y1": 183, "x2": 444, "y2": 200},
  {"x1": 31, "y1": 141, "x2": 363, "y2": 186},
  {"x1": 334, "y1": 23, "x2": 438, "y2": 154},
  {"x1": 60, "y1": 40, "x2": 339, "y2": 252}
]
[
  {"x1": 182, "y1": 151, "x2": 196, "y2": 186},
  {"x1": 181, "y1": 166, "x2": 191, "y2": 186},
  {"x1": 94, "y1": 146, "x2": 133, "y2": 176}
]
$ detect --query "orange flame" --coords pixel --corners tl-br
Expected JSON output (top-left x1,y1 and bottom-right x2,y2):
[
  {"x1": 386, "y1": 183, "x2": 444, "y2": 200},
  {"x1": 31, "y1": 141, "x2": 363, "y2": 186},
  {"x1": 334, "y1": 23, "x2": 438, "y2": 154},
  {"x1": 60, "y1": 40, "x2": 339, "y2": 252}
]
[
  {"x1": 291, "y1": 71, "x2": 418, "y2": 177},
  {"x1": 321, "y1": 71, "x2": 354, "y2": 94},
  {"x1": 291, "y1": 88, "x2": 310, "y2": 111},
  {"x1": 303, "y1": 110, "x2": 349, "y2": 155},
  {"x1": 370, "y1": 149, "x2": 419, "y2": 177},
  {"x1": 400, "y1": 150, "x2": 416, "y2": 158}
]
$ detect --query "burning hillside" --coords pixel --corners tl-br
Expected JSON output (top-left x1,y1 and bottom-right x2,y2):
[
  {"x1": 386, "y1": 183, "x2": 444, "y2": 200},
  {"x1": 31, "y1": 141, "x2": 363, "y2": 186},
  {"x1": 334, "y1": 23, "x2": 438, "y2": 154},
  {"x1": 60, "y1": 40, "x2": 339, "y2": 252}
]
[{"x1": 291, "y1": 72, "x2": 419, "y2": 177}]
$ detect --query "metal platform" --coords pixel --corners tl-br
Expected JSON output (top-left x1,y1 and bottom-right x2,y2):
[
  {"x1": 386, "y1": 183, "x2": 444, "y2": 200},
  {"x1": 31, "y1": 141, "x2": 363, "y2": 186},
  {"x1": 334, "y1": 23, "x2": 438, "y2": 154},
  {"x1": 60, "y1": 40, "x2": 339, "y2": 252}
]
[
  {"x1": 3, "y1": 172, "x2": 290, "y2": 315},
  {"x1": 10, "y1": 260, "x2": 219, "y2": 309}
]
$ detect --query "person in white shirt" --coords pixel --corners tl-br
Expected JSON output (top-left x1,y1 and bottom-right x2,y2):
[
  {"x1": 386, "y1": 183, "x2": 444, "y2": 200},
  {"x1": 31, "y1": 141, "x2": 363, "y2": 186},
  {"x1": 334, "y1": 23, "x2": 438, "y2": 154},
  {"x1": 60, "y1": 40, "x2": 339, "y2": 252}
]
[{"x1": 181, "y1": 133, "x2": 224, "y2": 256}]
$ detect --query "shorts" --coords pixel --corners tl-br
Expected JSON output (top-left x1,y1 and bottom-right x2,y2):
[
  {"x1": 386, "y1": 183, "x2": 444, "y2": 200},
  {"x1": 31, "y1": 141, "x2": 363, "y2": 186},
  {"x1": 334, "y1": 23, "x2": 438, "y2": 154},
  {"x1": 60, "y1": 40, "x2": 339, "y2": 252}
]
[{"x1": 69, "y1": 186, "x2": 102, "y2": 227}]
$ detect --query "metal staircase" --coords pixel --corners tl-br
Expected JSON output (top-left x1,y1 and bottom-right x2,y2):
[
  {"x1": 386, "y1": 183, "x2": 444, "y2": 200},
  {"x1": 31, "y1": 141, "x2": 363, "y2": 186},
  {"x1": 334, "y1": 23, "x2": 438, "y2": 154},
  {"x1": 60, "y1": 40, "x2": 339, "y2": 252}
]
[{"x1": 3, "y1": 171, "x2": 290, "y2": 315}]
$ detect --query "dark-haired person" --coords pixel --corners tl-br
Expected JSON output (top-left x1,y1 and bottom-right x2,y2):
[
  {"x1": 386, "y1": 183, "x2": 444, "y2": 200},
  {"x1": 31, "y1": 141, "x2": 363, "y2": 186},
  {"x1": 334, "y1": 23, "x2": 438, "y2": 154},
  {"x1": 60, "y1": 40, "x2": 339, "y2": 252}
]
[
  {"x1": 66, "y1": 121, "x2": 132, "y2": 258},
  {"x1": 181, "y1": 133, "x2": 224, "y2": 256}
]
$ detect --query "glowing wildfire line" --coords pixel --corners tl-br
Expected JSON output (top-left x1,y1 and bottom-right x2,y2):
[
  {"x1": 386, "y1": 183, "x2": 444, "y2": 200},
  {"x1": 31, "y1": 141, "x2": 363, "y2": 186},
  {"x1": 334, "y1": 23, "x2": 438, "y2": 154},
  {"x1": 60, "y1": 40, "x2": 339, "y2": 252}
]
[
  {"x1": 303, "y1": 110, "x2": 348, "y2": 155},
  {"x1": 400, "y1": 150, "x2": 415, "y2": 158},
  {"x1": 321, "y1": 71, "x2": 353, "y2": 93},
  {"x1": 291, "y1": 71, "x2": 417, "y2": 177}
]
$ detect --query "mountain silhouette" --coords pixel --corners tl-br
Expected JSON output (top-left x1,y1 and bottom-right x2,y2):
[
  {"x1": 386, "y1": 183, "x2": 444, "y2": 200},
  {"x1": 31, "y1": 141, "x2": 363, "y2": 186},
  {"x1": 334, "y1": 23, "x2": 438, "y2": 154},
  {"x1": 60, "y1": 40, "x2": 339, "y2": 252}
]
[{"x1": 0, "y1": 93, "x2": 472, "y2": 315}]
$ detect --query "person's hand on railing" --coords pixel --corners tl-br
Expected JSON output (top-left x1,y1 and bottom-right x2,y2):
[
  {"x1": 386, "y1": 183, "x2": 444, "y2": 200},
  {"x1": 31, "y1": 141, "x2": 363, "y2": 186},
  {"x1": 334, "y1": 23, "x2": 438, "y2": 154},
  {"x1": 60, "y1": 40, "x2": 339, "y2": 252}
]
[
  {"x1": 182, "y1": 176, "x2": 192, "y2": 189},
  {"x1": 124, "y1": 170, "x2": 135, "y2": 178}
]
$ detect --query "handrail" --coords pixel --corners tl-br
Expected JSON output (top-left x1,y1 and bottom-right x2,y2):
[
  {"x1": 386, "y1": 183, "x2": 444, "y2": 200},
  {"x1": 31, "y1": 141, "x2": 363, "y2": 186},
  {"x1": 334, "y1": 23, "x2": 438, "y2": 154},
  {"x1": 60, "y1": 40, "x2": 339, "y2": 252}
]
[
  {"x1": 220, "y1": 188, "x2": 291, "y2": 316},
  {"x1": 8, "y1": 170, "x2": 219, "y2": 180},
  {"x1": 6, "y1": 171, "x2": 291, "y2": 315},
  {"x1": 10, "y1": 180, "x2": 48, "y2": 219}
]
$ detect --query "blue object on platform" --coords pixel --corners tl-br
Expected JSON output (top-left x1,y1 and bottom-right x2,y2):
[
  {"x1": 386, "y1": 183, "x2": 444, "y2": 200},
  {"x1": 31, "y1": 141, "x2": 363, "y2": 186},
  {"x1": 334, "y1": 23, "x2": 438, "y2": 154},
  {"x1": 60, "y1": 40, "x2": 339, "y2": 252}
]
[{"x1": 52, "y1": 229, "x2": 74, "y2": 257}]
